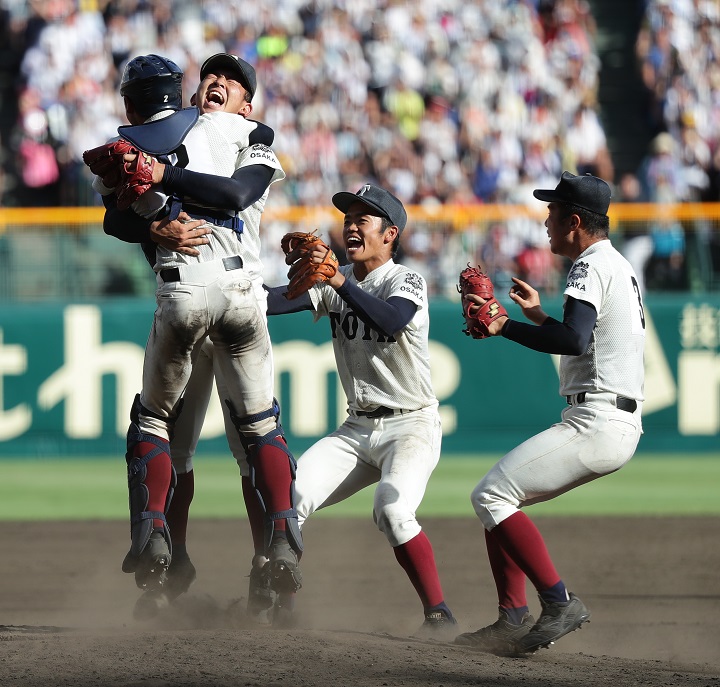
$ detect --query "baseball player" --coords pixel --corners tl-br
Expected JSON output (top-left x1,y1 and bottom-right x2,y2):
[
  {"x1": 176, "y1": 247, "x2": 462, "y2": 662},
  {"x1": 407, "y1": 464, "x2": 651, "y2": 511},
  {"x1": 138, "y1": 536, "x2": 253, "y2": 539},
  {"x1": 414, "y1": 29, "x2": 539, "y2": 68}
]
[
  {"x1": 454, "y1": 172, "x2": 645, "y2": 654},
  {"x1": 86, "y1": 53, "x2": 300, "y2": 621},
  {"x1": 264, "y1": 184, "x2": 457, "y2": 633}
]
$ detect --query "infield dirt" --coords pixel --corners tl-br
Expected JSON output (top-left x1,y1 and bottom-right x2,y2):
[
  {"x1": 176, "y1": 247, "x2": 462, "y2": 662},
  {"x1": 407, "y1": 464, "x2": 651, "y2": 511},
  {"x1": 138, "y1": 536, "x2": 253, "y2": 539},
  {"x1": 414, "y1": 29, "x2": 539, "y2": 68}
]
[{"x1": 1, "y1": 516, "x2": 718, "y2": 686}]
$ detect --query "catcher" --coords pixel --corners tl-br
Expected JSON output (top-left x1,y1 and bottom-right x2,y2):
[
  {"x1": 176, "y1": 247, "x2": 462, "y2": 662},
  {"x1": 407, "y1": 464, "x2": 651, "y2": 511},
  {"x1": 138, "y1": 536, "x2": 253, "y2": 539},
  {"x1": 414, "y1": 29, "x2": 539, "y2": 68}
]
[
  {"x1": 261, "y1": 184, "x2": 457, "y2": 635},
  {"x1": 83, "y1": 53, "x2": 301, "y2": 624}
]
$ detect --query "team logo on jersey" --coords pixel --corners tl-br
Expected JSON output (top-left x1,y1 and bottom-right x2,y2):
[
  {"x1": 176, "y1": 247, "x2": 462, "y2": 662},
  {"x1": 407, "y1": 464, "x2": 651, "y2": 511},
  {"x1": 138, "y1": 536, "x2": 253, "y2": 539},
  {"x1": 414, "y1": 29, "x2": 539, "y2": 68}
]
[
  {"x1": 329, "y1": 310, "x2": 396, "y2": 343},
  {"x1": 567, "y1": 261, "x2": 589, "y2": 283},
  {"x1": 400, "y1": 272, "x2": 424, "y2": 299},
  {"x1": 249, "y1": 145, "x2": 275, "y2": 163},
  {"x1": 404, "y1": 273, "x2": 423, "y2": 290},
  {"x1": 567, "y1": 260, "x2": 589, "y2": 290}
]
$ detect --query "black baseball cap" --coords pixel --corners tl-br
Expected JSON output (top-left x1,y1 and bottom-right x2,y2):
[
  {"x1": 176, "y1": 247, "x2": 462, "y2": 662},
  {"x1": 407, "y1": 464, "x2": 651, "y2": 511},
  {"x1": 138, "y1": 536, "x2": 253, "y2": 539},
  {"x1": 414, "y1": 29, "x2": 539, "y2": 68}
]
[
  {"x1": 332, "y1": 184, "x2": 407, "y2": 232},
  {"x1": 200, "y1": 53, "x2": 257, "y2": 100},
  {"x1": 533, "y1": 171, "x2": 611, "y2": 215}
]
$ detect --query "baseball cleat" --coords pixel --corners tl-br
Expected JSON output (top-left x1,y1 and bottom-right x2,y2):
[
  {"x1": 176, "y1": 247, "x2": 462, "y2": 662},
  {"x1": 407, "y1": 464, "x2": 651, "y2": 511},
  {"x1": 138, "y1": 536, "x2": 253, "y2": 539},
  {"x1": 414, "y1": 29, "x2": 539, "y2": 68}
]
[
  {"x1": 414, "y1": 608, "x2": 458, "y2": 640},
  {"x1": 130, "y1": 531, "x2": 171, "y2": 591},
  {"x1": 267, "y1": 539, "x2": 302, "y2": 594},
  {"x1": 515, "y1": 592, "x2": 590, "y2": 653},
  {"x1": 247, "y1": 555, "x2": 276, "y2": 623},
  {"x1": 165, "y1": 549, "x2": 197, "y2": 600},
  {"x1": 454, "y1": 609, "x2": 535, "y2": 654},
  {"x1": 132, "y1": 548, "x2": 196, "y2": 620}
]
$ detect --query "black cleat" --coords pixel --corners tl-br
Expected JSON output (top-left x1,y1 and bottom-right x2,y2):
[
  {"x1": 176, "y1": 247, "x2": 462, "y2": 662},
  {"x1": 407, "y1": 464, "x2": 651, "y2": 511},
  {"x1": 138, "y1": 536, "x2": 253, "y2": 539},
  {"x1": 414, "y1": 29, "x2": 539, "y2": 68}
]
[
  {"x1": 128, "y1": 531, "x2": 171, "y2": 591},
  {"x1": 455, "y1": 610, "x2": 535, "y2": 654},
  {"x1": 247, "y1": 555, "x2": 276, "y2": 623},
  {"x1": 415, "y1": 608, "x2": 458, "y2": 641},
  {"x1": 267, "y1": 539, "x2": 302, "y2": 594},
  {"x1": 515, "y1": 593, "x2": 590, "y2": 653}
]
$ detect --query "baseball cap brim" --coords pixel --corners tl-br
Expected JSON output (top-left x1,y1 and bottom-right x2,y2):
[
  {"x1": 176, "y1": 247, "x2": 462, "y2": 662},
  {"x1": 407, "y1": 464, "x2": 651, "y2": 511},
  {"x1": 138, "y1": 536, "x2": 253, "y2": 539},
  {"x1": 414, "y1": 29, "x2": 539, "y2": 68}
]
[
  {"x1": 332, "y1": 191, "x2": 382, "y2": 215},
  {"x1": 200, "y1": 54, "x2": 256, "y2": 99},
  {"x1": 533, "y1": 189, "x2": 565, "y2": 203}
]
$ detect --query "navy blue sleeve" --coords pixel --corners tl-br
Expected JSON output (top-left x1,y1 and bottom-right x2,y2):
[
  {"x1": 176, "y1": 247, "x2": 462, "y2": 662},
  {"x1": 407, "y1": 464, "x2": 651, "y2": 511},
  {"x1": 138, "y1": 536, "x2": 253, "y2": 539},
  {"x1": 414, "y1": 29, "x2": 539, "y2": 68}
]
[
  {"x1": 501, "y1": 296, "x2": 597, "y2": 354},
  {"x1": 102, "y1": 197, "x2": 152, "y2": 243},
  {"x1": 264, "y1": 285, "x2": 314, "y2": 315},
  {"x1": 335, "y1": 280, "x2": 417, "y2": 336},
  {"x1": 162, "y1": 164, "x2": 275, "y2": 211}
]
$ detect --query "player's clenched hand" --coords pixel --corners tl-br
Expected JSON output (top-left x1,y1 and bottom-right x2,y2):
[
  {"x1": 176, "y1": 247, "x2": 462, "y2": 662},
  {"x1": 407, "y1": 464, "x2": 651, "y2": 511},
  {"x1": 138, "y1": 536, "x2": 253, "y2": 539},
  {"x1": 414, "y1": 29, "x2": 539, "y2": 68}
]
[
  {"x1": 457, "y1": 264, "x2": 507, "y2": 338},
  {"x1": 122, "y1": 151, "x2": 166, "y2": 185},
  {"x1": 280, "y1": 230, "x2": 340, "y2": 299},
  {"x1": 150, "y1": 212, "x2": 211, "y2": 256},
  {"x1": 508, "y1": 277, "x2": 548, "y2": 325}
]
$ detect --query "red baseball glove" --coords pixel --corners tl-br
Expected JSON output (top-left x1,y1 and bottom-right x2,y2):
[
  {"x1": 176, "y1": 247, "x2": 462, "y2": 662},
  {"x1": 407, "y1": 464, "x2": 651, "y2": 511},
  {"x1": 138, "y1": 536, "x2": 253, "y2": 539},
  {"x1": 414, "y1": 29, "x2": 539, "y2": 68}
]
[
  {"x1": 115, "y1": 150, "x2": 157, "y2": 210},
  {"x1": 281, "y1": 230, "x2": 339, "y2": 299},
  {"x1": 82, "y1": 139, "x2": 137, "y2": 188},
  {"x1": 457, "y1": 264, "x2": 507, "y2": 339}
]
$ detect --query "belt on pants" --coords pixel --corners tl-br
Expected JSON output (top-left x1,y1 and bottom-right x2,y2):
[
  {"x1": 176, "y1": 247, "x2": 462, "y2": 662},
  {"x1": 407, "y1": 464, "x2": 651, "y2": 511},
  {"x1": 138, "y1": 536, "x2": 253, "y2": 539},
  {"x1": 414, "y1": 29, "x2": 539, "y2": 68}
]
[
  {"x1": 159, "y1": 255, "x2": 243, "y2": 283},
  {"x1": 566, "y1": 392, "x2": 637, "y2": 413},
  {"x1": 355, "y1": 406, "x2": 409, "y2": 418}
]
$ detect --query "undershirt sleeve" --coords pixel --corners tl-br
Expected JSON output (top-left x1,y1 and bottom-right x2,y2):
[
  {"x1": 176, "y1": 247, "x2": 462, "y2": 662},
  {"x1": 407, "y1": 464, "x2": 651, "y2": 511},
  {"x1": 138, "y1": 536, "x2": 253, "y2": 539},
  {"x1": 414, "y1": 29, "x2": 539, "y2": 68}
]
[
  {"x1": 102, "y1": 198, "x2": 152, "y2": 243},
  {"x1": 264, "y1": 285, "x2": 314, "y2": 315},
  {"x1": 162, "y1": 164, "x2": 275, "y2": 211},
  {"x1": 335, "y1": 280, "x2": 417, "y2": 336},
  {"x1": 501, "y1": 296, "x2": 597, "y2": 355}
]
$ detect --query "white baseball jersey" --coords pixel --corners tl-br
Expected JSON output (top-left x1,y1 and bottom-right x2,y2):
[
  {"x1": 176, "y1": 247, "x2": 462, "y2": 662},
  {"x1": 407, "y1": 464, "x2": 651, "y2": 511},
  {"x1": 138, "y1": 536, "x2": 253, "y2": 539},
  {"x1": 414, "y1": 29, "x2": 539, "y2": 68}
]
[
  {"x1": 560, "y1": 240, "x2": 645, "y2": 400},
  {"x1": 471, "y1": 238, "x2": 645, "y2": 531},
  {"x1": 151, "y1": 111, "x2": 285, "y2": 281},
  {"x1": 308, "y1": 260, "x2": 436, "y2": 413},
  {"x1": 134, "y1": 113, "x2": 284, "y2": 444},
  {"x1": 296, "y1": 260, "x2": 442, "y2": 548}
]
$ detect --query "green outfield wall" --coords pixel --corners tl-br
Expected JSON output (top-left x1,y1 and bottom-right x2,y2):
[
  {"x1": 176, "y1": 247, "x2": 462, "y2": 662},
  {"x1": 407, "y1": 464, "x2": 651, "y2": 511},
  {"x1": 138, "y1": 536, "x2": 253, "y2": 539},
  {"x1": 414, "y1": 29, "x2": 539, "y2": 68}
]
[{"x1": 0, "y1": 294, "x2": 717, "y2": 457}]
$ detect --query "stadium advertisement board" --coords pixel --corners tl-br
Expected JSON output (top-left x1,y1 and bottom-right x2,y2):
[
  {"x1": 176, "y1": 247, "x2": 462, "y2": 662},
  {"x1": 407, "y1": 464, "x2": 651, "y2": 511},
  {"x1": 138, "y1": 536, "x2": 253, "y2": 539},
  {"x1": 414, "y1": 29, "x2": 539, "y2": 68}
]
[{"x1": 0, "y1": 296, "x2": 716, "y2": 456}]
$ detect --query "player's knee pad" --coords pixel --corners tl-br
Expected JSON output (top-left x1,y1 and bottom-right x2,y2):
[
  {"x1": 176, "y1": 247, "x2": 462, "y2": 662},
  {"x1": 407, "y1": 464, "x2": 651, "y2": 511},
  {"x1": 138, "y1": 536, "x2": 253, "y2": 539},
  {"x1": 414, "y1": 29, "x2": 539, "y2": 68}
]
[
  {"x1": 225, "y1": 398, "x2": 303, "y2": 556},
  {"x1": 123, "y1": 398, "x2": 177, "y2": 568}
]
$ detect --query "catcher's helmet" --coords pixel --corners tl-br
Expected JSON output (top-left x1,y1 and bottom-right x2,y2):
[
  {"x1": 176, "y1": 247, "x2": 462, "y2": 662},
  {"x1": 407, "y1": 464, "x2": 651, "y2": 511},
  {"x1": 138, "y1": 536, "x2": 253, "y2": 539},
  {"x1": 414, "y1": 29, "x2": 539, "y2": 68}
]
[{"x1": 120, "y1": 54, "x2": 183, "y2": 119}]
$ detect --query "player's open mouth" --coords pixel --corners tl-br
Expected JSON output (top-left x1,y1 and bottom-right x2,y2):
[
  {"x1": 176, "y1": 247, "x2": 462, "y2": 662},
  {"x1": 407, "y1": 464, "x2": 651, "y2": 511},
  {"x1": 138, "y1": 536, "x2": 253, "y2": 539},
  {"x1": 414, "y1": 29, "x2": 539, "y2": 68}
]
[
  {"x1": 205, "y1": 89, "x2": 226, "y2": 107},
  {"x1": 346, "y1": 235, "x2": 363, "y2": 252}
]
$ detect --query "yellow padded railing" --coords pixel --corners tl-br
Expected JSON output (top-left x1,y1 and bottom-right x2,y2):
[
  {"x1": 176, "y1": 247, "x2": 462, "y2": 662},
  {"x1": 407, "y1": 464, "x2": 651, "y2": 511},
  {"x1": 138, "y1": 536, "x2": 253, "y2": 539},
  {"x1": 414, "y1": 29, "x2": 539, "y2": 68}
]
[{"x1": 3, "y1": 203, "x2": 720, "y2": 232}]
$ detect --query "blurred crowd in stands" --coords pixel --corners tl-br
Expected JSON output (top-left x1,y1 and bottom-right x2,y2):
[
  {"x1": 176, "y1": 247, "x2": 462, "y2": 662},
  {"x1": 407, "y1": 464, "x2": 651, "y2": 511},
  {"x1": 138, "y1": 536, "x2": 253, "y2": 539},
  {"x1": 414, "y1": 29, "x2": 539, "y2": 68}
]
[{"x1": 0, "y1": 0, "x2": 718, "y2": 295}]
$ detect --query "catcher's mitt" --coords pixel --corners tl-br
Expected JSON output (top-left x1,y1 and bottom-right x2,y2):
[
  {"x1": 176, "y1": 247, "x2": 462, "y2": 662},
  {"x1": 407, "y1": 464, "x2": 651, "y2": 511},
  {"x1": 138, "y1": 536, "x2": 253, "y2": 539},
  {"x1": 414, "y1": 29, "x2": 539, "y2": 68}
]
[
  {"x1": 82, "y1": 139, "x2": 137, "y2": 188},
  {"x1": 281, "y1": 230, "x2": 339, "y2": 299},
  {"x1": 457, "y1": 265, "x2": 508, "y2": 339},
  {"x1": 115, "y1": 150, "x2": 156, "y2": 210}
]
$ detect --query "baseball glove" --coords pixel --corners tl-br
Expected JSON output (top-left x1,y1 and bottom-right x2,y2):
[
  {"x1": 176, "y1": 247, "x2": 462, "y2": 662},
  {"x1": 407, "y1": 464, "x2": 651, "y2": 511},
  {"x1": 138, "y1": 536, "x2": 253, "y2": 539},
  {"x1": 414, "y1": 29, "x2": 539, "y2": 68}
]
[
  {"x1": 82, "y1": 139, "x2": 137, "y2": 188},
  {"x1": 280, "y1": 230, "x2": 339, "y2": 299},
  {"x1": 457, "y1": 264, "x2": 508, "y2": 339},
  {"x1": 115, "y1": 150, "x2": 157, "y2": 210}
]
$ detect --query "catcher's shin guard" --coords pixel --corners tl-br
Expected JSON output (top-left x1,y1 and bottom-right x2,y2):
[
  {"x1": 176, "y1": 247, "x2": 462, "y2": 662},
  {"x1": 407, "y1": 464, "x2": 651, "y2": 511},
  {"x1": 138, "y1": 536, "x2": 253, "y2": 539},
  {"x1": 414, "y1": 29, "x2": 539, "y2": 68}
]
[
  {"x1": 225, "y1": 398, "x2": 304, "y2": 557},
  {"x1": 122, "y1": 396, "x2": 176, "y2": 584}
]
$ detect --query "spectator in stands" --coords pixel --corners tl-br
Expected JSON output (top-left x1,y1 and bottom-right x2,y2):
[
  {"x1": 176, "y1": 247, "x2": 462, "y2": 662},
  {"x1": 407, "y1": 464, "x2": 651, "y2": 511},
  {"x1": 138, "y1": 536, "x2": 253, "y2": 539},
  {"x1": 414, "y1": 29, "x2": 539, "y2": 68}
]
[
  {"x1": 637, "y1": 132, "x2": 688, "y2": 290},
  {"x1": 3, "y1": 0, "x2": 605, "y2": 295}
]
